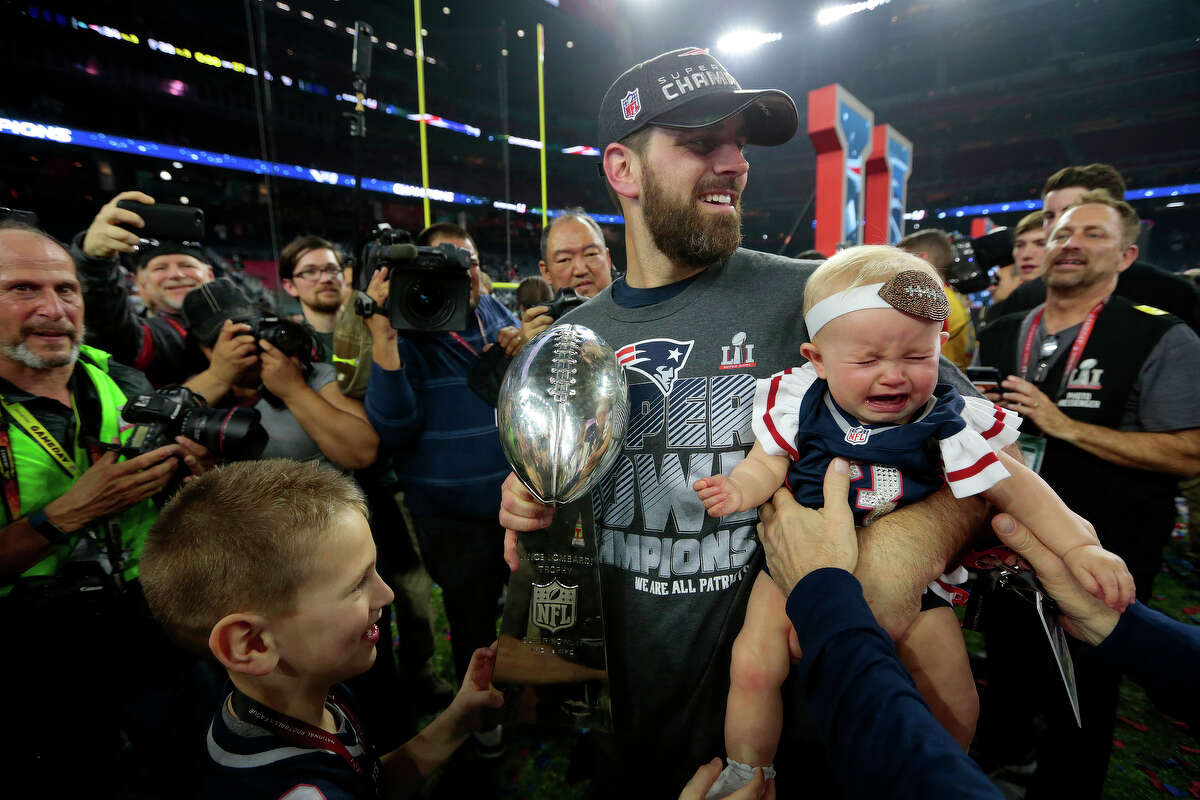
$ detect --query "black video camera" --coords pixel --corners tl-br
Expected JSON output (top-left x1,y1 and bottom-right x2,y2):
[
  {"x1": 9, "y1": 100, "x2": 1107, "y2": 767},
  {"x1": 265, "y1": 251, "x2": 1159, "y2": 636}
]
[
  {"x1": 116, "y1": 387, "x2": 268, "y2": 461},
  {"x1": 362, "y1": 229, "x2": 472, "y2": 332},
  {"x1": 543, "y1": 288, "x2": 586, "y2": 320},
  {"x1": 948, "y1": 228, "x2": 1014, "y2": 294}
]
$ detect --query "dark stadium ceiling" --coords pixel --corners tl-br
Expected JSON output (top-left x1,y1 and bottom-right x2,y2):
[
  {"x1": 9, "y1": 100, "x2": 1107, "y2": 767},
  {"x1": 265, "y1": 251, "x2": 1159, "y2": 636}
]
[{"x1": 9, "y1": 0, "x2": 1199, "y2": 215}]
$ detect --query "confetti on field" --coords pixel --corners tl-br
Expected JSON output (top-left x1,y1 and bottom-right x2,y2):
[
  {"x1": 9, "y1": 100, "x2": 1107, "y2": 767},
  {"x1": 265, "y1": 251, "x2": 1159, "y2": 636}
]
[{"x1": 1119, "y1": 714, "x2": 1150, "y2": 732}]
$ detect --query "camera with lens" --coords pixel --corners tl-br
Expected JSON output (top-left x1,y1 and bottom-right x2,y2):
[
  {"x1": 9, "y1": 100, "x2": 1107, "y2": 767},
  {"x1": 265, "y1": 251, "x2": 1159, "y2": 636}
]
[
  {"x1": 361, "y1": 228, "x2": 472, "y2": 332},
  {"x1": 115, "y1": 386, "x2": 268, "y2": 461},
  {"x1": 948, "y1": 228, "x2": 1014, "y2": 294},
  {"x1": 249, "y1": 316, "x2": 317, "y2": 362},
  {"x1": 543, "y1": 288, "x2": 586, "y2": 320}
]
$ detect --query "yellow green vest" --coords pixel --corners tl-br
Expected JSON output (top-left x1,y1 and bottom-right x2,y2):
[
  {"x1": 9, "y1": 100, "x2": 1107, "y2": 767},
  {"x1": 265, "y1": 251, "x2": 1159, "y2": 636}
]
[{"x1": 3, "y1": 345, "x2": 157, "y2": 586}]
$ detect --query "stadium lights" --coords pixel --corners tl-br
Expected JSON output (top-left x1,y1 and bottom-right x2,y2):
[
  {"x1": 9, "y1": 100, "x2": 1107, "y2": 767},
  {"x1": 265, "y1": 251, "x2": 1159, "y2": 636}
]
[
  {"x1": 0, "y1": 116, "x2": 628, "y2": 222},
  {"x1": 715, "y1": 30, "x2": 782, "y2": 54},
  {"x1": 816, "y1": 0, "x2": 891, "y2": 26}
]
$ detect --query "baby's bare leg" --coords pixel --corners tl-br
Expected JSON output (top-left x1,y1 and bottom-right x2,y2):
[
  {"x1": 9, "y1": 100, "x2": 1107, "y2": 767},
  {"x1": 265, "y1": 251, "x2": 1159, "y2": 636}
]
[
  {"x1": 725, "y1": 571, "x2": 795, "y2": 767},
  {"x1": 894, "y1": 605, "x2": 979, "y2": 751}
]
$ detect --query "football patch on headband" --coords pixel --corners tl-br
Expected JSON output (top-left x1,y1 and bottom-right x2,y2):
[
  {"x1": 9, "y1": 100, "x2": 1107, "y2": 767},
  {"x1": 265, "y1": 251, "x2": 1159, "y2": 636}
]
[{"x1": 878, "y1": 270, "x2": 950, "y2": 322}]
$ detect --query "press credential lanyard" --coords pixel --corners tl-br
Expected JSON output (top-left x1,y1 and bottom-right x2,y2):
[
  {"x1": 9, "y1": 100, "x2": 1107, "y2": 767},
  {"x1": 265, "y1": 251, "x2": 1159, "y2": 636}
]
[
  {"x1": 0, "y1": 397, "x2": 84, "y2": 520},
  {"x1": 230, "y1": 688, "x2": 380, "y2": 797},
  {"x1": 0, "y1": 396, "x2": 124, "y2": 573},
  {"x1": 448, "y1": 311, "x2": 488, "y2": 357},
  {"x1": 1018, "y1": 300, "x2": 1107, "y2": 400}
]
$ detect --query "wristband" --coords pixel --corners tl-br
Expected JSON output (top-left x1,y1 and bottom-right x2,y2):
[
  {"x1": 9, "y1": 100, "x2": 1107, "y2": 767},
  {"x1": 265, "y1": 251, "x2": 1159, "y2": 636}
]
[{"x1": 27, "y1": 507, "x2": 72, "y2": 547}]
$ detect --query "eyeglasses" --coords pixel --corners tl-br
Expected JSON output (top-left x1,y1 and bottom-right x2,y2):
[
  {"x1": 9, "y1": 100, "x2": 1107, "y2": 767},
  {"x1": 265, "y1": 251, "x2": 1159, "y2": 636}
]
[
  {"x1": 1031, "y1": 334, "x2": 1059, "y2": 383},
  {"x1": 292, "y1": 266, "x2": 344, "y2": 283}
]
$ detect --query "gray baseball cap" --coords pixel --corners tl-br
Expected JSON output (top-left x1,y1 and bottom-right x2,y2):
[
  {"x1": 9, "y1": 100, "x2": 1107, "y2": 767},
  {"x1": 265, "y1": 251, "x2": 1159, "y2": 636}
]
[{"x1": 597, "y1": 47, "x2": 797, "y2": 149}]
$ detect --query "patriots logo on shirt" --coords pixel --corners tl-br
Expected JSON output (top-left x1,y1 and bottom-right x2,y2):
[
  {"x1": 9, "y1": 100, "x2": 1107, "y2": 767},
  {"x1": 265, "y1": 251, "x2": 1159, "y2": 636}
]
[{"x1": 616, "y1": 338, "x2": 695, "y2": 397}]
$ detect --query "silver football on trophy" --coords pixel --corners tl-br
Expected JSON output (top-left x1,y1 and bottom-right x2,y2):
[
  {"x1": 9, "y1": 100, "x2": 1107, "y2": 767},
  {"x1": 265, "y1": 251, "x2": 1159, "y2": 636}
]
[{"x1": 497, "y1": 324, "x2": 629, "y2": 505}]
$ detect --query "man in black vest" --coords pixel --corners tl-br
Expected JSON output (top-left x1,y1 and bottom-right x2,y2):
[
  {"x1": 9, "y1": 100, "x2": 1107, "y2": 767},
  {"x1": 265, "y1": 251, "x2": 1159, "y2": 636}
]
[{"x1": 976, "y1": 191, "x2": 1200, "y2": 798}]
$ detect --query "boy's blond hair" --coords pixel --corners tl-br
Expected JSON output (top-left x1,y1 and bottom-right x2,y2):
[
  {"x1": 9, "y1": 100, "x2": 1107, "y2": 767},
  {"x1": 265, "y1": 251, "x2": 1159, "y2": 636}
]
[
  {"x1": 140, "y1": 459, "x2": 367, "y2": 655},
  {"x1": 803, "y1": 245, "x2": 943, "y2": 322},
  {"x1": 1013, "y1": 210, "x2": 1046, "y2": 238}
]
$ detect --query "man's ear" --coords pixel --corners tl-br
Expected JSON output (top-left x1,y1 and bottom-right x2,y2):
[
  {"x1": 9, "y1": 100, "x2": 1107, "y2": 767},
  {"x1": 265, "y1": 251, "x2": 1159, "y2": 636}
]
[
  {"x1": 939, "y1": 331, "x2": 950, "y2": 348},
  {"x1": 800, "y1": 342, "x2": 826, "y2": 379},
  {"x1": 603, "y1": 142, "x2": 640, "y2": 202},
  {"x1": 281, "y1": 278, "x2": 300, "y2": 299},
  {"x1": 1118, "y1": 243, "x2": 1138, "y2": 272},
  {"x1": 209, "y1": 613, "x2": 278, "y2": 677},
  {"x1": 537, "y1": 260, "x2": 552, "y2": 283}
]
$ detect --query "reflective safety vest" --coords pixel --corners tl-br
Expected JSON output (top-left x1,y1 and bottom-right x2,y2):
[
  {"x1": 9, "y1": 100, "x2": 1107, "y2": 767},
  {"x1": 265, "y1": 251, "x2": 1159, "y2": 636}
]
[{"x1": 3, "y1": 345, "x2": 157, "y2": 585}]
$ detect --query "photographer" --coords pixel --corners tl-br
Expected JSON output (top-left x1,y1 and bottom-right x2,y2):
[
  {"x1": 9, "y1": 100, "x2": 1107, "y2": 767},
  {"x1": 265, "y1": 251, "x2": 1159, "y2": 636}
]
[
  {"x1": 278, "y1": 235, "x2": 347, "y2": 363},
  {"x1": 521, "y1": 210, "x2": 614, "y2": 344},
  {"x1": 362, "y1": 223, "x2": 516, "y2": 755},
  {"x1": 71, "y1": 191, "x2": 213, "y2": 387},
  {"x1": 0, "y1": 222, "x2": 211, "y2": 793},
  {"x1": 182, "y1": 279, "x2": 378, "y2": 470}
]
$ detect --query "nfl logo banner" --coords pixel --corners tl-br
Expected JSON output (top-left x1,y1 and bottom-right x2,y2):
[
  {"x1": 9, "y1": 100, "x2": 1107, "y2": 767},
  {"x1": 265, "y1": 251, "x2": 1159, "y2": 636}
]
[
  {"x1": 845, "y1": 425, "x2": 871, "y2": 445},
  {"x1": 621, "y1": 89, "x2": 641, "y2": 121}
]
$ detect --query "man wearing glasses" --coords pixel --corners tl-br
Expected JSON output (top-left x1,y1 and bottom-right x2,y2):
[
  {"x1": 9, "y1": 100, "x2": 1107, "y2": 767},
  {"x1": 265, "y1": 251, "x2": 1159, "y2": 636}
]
[
  {"x1": 976, "y1": 190, "x2": 1200, "y2": 798},
  {"x1": 278, "y1": 235, "x2": 348, "y2": 363}
]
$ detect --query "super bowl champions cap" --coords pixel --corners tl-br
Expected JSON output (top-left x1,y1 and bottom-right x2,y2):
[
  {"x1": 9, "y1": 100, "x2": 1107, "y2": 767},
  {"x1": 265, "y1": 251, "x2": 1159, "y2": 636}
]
[{"x1": 597, "y1": 47, "x2": 798, "y2": 149}]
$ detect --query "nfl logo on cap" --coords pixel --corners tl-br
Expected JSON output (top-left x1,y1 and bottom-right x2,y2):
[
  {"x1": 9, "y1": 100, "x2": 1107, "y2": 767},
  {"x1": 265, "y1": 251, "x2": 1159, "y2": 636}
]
[{"x1": 621, "y1": 89, "x2": 641, "y2": 121}]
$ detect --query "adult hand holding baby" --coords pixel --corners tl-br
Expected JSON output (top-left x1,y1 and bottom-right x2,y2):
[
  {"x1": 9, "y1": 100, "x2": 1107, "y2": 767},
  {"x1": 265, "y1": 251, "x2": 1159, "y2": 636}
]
[{"x1": 757, "y1": 458, "x2": 858, "y2": 594}]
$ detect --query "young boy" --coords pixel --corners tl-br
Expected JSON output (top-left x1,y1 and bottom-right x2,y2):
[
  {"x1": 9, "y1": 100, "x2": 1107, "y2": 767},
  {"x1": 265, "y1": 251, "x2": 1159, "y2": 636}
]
[
  {"x1": 140, "y1": 459, "x2": 503, "y2": 799},
  {"x1": 693, "y1": 245, "x2": 1132, "y2": 797}
]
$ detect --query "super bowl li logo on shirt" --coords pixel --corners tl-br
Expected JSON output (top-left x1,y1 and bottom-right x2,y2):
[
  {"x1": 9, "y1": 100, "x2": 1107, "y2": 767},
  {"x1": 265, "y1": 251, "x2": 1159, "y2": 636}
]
[{"x1": 719, "y1": 331, "x2": 757, "y2": 370}]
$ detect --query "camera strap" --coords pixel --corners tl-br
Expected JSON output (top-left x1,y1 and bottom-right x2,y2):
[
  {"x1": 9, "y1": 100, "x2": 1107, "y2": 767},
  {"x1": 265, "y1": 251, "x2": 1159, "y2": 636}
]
[
  {"x1": 229, "y1": 687, "x2": 380, "y2": 797},
  {"x1": 448, "y1": 311, "x2": 488, "y2": 357}
]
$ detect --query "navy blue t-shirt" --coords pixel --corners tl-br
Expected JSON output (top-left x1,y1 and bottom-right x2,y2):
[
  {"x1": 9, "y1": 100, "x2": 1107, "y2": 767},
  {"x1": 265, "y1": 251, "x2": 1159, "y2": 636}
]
[{"x1": 200, "y1": 689, "x2": 379, "y2": 800}]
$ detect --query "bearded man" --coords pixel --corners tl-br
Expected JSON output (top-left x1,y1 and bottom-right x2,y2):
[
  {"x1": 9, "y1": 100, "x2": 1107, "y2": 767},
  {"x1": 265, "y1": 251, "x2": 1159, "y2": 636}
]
[
  {"x1": 278, "y1": 235, "x2": 348, "y2": 363},
  {"x1": 498, "y1": 47, "x2": 997, "y2": 797}
]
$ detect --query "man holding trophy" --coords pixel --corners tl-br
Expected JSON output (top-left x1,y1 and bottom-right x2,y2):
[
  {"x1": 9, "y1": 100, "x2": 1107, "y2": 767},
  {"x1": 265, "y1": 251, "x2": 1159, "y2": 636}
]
[{"x1": 499, "y1": 48, "x2": 991, "y2": 797}]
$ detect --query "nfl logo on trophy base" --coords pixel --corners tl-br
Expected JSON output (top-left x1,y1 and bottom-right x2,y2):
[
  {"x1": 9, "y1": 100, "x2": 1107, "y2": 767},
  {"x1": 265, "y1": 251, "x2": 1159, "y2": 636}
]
[{"x1": 532, "y1": 579, "x2": 578, "y2": 634}]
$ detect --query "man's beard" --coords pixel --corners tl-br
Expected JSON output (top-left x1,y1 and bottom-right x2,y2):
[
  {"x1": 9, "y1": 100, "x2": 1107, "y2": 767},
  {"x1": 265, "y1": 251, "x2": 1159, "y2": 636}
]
[
  {"x1": 1, "y1": 324, "x2": 84, "y2": 369},
  {"x1": 309, "y1": 295, "x2": 343, "y2": 314},
  {"x1": 1044, "y1": 256, "x2": 1109, "y2": 292},
  {"x1": 642, "y1": 168, "x2": 742, "y2": 269},
  {"x1": 157, "y1": 282, "x2": 200, "y2": 313}
]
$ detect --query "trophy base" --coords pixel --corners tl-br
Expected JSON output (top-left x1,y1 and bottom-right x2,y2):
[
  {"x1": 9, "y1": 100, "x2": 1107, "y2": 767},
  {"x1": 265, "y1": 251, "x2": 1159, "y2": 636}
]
[{"x1": 493, "y1": 499, "x2": 613, "y2": 731}]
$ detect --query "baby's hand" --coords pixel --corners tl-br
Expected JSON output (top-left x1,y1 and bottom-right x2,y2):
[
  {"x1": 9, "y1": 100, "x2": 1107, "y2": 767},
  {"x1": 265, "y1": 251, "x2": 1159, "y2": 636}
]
[
  {"x1": 693, "y1": 474, "x2": 745, "y2": 518},
  {"x1": 1063, "y1": 545, "x2": 1135, "y2": 611}
]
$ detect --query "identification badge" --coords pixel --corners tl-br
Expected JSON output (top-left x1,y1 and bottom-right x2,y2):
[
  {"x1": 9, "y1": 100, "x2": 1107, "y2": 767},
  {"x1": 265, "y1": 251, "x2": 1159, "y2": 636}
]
[
  {"x1": 1036, "y1": 591, "x2": 1082, "y2": 727},
  {"x1": 1018, "y1": 433, "x2": 1046, "y2": 474}
]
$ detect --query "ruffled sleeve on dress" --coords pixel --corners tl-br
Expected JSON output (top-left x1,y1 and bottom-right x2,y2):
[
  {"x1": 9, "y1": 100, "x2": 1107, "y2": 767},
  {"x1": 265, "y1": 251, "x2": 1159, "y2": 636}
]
[
  {"x1": 751, "y1": 364, "x2": 819, "y2": 460},
  {"x1": 938, "y1": 396, "x2": 1023, "y2": 498}
]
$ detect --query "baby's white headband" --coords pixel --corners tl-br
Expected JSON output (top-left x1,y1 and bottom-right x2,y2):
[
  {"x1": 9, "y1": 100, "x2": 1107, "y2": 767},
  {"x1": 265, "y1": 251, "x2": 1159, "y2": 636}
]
[{"x1": 804, "y1": 270, "x2": 950, "y2": 338}]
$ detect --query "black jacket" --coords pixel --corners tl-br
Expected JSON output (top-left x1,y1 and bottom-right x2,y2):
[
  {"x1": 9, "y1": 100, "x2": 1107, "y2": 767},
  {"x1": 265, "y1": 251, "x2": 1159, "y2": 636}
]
[{"x1": 70, "y1": 233, "x2": 208, "y2": 388}]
